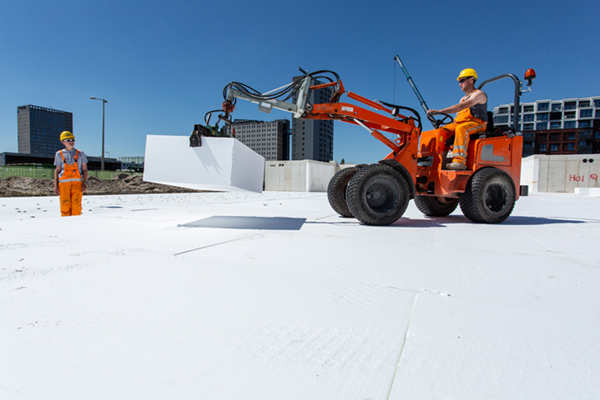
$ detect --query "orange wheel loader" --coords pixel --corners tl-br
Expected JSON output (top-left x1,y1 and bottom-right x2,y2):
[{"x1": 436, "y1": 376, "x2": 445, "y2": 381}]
[{"x1": 193, "y1": 60, "x2": 536, "y2": 226}]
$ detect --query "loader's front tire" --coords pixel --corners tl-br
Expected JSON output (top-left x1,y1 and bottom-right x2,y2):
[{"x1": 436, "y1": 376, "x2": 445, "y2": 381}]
[
  {"x1": 327, "y1": 166, "x2": 361, "y2": 217},
  {"x1": 459, "y1": 168, "x2": 516, "y2": 224},
  {"x1": 414, "y1": 196, "x2": 459, "y2": 217},
  {"x1": 346, "y1": 164, "x2": 410, "y2": 225}
]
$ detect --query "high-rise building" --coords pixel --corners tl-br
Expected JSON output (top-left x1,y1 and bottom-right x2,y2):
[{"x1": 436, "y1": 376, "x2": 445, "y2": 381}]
[
  {"x1": 17, "y1": 105, "x2": 73, "y2": 157},
  {"x1": 291, "y1": 77, "x2": 334, "y2": 162},
  {"x1": 492, "y1": 97, "x2": 600, "y2": 156},
  {"x1": 226, "y1": 119, "x2": 291, "y2": 161}
]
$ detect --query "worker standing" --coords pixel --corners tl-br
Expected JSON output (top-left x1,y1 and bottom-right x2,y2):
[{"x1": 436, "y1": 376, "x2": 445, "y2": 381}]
[
  {"x1": 427, "y1": 68, "x2": 488, "y2": 170},
  {"x1": 54, "y1": 131, "x2": 88, "y2": 216}
]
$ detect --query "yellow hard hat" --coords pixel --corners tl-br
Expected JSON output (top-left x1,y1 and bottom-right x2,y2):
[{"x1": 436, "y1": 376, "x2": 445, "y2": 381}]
[
  {"x1": 60, "y1": 131, "x2": 74, "y2": 141},
  {"x1": 457, "y1": 68, "x2": 478, "y2": 81}
]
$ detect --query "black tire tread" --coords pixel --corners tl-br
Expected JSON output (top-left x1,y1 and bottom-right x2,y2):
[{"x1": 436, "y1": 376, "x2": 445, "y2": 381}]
[
  {"x1": 346, "y1": 164, "x2": 410, "y2": 226},
  {"x1": 459, "y1": 168, "x2": 516, "y2": 224},
  {"x1": 414, "y1": 196, "x2": 459, "y2": 217},
  {"x1": 327, "y1": 167, "x2": 360, "y2": 217}
]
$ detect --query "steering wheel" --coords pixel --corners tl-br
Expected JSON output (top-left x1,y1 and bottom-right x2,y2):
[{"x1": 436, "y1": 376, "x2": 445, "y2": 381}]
[{"x1": 427, "y1": 112, "x2": 454, "y2": 129}]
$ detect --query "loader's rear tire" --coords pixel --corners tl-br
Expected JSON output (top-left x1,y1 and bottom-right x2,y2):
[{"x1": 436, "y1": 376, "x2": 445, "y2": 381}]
[
  {"x1": 459, "y1": 168, "x2": 516, "y2": 224},
  {"x1": 414, "y1": 196, "x2": 459, "y2": 217},
  {"x1": 346, "y1": 164, "x2": 410, "y2": 226},
  {"x1": 327, "y1": 166, "x2": 361, "y2": 217}
]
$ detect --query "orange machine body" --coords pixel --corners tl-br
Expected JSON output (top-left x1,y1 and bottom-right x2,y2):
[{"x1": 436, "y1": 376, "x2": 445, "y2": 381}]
[
  {"x1": 411, "y1": 128, "x2": 522, "y2": 199},
  {"x1": 303, "y1": 82, "x2": 523, "y2": 201}
]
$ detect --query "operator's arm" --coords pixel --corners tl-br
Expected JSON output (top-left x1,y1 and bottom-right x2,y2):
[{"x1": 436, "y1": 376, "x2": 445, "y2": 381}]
[
  {"x1": 81, "y1": 163, "x2": 88, "y2": 193},
  {"x1": 54, "y1": 166, "x2": 61, "y2": 195},
  {"x1": 428, "y1": 90, "x2": 487, "y2": 115}
]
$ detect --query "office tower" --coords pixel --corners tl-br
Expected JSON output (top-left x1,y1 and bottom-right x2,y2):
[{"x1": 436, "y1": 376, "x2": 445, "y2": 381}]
[
  {"x1": 227, "y1": 119, "x2": 291, "y2": 160},
  {"x1": 291, "y1": 77, "x2": 334, "y2": 162},
  {"x1": 18, "y1": 105, "x2": 73, "y2": 157}
]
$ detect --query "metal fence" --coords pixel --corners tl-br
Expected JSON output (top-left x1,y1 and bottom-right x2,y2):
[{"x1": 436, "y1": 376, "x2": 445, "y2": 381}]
[{"x1": 0, "y1": 165, "x2": 142, "y2": 180}]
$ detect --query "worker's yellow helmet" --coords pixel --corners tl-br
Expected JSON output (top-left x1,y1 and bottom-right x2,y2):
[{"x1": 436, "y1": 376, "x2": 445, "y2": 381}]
[
  {"x1": 60, "y1": 131, "x2": 75, "y2": 141},
  {"x1": 457, "y1": 68, "x2": 478, "y2": 81}
]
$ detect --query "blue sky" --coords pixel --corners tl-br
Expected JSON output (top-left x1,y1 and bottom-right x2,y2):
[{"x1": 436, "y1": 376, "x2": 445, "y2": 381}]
[{"x1": 1, "y1": 0, "x2": 598, "y2": 164}]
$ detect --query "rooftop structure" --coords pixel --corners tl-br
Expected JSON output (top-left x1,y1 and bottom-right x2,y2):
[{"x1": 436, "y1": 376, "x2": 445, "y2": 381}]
[
  {"x1": 118, "y1": 156, "x2": 145, "y2": 172},
  {"x1": 0, "y1": 152, "x2": 121, "y2": 170}
]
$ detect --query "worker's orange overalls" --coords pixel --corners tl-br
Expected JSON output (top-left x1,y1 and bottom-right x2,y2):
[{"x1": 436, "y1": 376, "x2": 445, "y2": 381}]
[
  {"x1": 58, "y1": 150, "x2": 83, "y2": 216},
  {"x1": 442, "y1": 90, "x2": 487, "y2": 166}
]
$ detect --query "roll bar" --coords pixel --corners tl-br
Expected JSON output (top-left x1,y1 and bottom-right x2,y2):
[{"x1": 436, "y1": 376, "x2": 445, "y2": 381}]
[{"x1": 477, "y1": 70, "x2": 536, "y2": 132}]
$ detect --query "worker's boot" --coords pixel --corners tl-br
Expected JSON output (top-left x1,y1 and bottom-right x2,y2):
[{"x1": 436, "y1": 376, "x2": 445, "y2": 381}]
[{"x1": 446, "y1": 162, "x2": 467, "y2": 170}]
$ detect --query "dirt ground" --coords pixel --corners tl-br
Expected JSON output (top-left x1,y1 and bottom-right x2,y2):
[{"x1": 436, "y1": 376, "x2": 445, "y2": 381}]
[{"x1": 0, "y1": 175, "x2": 203, "y2": 197}]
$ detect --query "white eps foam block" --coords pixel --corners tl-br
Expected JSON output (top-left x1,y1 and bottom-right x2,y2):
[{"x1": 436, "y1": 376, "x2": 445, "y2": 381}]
[{"x1": 143, "y1": 135, "x2": 265, "y2": 193}]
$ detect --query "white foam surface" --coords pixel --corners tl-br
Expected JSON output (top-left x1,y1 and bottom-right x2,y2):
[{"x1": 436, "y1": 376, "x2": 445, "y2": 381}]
[{"x1": 1, "y1": 192, "x2": 599, "y2": 399}]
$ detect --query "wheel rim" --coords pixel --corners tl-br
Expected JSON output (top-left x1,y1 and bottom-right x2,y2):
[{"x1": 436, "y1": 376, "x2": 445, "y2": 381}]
[
  {"x1": 484, "y1": 182, "x2": 507, "y2": 212},
  {"x1": 364, "y1": 178, "x2": 399, "y2": 213}
]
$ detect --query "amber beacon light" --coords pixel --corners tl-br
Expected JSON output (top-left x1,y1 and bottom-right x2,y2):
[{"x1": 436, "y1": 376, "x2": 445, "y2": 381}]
[{"x1": 524, "y1": 69, "x2": 536, "y2": 86}]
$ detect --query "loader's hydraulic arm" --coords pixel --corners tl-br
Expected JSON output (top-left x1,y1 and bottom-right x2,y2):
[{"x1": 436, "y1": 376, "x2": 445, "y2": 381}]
[
  {"x1": 301, "y1": 88, "x2": 421, "y2": 153},
  {"x1": 191, "y1": 69, "x2": 422, "y2": 154}
]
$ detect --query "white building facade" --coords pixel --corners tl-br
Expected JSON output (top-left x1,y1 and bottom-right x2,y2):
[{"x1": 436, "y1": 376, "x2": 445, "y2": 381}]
[{"x1": 493, "y1": 97, "x2": 600, "y2": 157}]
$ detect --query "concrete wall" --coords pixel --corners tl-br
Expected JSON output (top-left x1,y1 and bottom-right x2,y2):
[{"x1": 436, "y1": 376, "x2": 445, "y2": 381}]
[
  {"x1": 264, "y1": 160, "x2": 341, "y2": 192},
  {"x1": 521, "y1": 154, "x2": 600, "y2": 193},
  {"x1": 267, "y1": 155, "x2": 600, "y2": 194}
]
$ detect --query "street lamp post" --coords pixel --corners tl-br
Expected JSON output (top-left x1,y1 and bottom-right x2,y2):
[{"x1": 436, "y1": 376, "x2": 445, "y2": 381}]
[{"x1": 90, "y1": 97, "x2": 108, "y2": 170}]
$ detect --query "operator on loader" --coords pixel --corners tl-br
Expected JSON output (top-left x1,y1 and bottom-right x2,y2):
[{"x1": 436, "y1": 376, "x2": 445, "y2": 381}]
[{"x1": 427, "y1": 68, "x2": 488, "y2": 170}]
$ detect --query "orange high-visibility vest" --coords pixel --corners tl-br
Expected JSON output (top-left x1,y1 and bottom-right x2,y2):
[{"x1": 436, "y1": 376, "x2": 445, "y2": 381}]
[{"x1": 59, "y1": 150, "x2": 83, "y2": 183}]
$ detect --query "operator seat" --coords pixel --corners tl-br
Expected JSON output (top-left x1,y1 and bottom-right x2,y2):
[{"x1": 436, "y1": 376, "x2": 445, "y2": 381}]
[
  {"x1": 485, "y1": 111, "x2": 494, "y2": 133},
  {"x1": 471, "y1": 111, "x2": 495, "y2": 139},
  {"x1": 444, "y1": 111, "x2": 494, "y2": 145}
]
